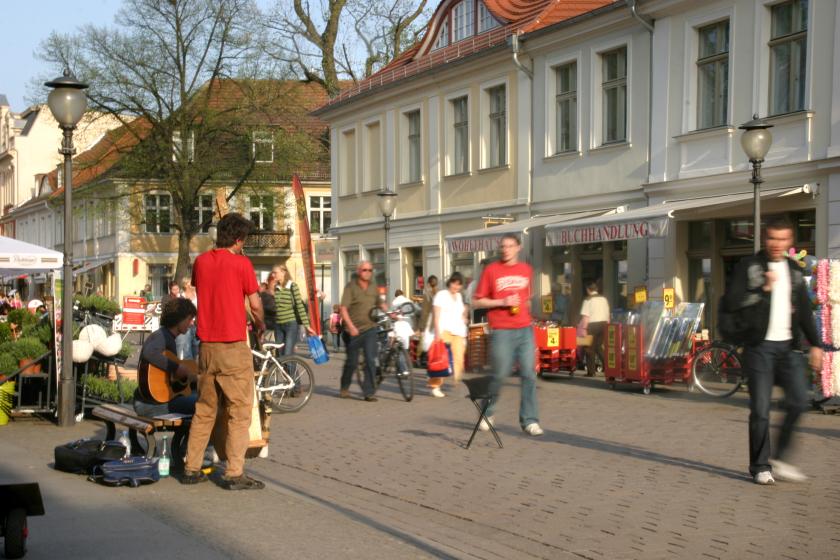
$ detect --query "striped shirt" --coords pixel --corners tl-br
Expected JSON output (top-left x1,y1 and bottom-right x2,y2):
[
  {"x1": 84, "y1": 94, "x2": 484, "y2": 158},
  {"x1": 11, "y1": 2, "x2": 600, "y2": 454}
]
[{"x1": 275, "y1": 282, "x2": 309, "y2": 326}]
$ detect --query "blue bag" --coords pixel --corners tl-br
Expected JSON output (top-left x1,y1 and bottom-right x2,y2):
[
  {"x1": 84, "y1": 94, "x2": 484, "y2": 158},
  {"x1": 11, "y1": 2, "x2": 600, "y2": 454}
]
[
  {"x1": 89, "y1": 457, "x2": 160, "y2": 487},
  {"x1": 308, "y1": 335, "x2": 330, "y2": 364}
]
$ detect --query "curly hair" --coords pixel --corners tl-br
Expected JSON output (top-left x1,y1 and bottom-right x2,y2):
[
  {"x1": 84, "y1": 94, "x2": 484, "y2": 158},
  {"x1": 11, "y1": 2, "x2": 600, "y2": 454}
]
[
  {"x1": 160, "y1": 297, "x2": 197, "y2": 328},
  {"x1": 216, "y1": 213, "x2": 255, "y2": 249}
]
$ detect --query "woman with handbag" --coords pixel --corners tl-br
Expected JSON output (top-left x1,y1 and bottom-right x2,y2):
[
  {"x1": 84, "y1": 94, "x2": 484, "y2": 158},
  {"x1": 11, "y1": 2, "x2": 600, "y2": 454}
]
[
  {"x1": 269, "y1": 264, "x2": 317, "y2": 357},
  {"x1": 429, "y1": 272, "x2": 468, "y2": 397}
]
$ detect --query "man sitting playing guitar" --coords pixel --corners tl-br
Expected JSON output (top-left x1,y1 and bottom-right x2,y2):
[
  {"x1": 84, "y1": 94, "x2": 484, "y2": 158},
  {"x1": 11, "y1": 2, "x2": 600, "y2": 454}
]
[{"x1": 134, "y1": 298, "x2": 199, "y2": 417}]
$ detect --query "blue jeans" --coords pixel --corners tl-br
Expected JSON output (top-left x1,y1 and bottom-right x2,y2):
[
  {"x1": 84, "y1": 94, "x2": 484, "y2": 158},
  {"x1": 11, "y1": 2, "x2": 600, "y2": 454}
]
[
  {"x1": 134, "y1": 394, "x2": 198, "y2": 418},
  {"x1": 274, "y1": 321, "x2": 300, "y2": 356},
  {"x1": 341, "y1": 328, "x2": 378, "y2": 397},
  {"x1": 487, "y1": 327, "x2": 539, "y2": 427},
  {"x1": 743, "y1": 340, "x2": 810, "y2": 475}
]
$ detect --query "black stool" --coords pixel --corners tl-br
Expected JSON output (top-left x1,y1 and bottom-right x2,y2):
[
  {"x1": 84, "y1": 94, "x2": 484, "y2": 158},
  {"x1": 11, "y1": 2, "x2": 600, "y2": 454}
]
[{"x1": 463, "y1": 376, "x2": 502, "y2": 449}]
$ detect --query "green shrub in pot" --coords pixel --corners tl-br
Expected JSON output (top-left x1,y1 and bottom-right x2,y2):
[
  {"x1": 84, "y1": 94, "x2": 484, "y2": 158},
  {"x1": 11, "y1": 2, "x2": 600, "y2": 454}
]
[{"x1": 12, "y1": 337, "x2": 48, "y2": 363}]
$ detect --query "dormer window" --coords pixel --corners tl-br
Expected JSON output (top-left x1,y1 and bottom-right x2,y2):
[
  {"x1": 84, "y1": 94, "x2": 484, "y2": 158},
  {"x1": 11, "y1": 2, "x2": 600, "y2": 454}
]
[{"x1": 432, "y1": 1, "x2": 503, "y2": 51}]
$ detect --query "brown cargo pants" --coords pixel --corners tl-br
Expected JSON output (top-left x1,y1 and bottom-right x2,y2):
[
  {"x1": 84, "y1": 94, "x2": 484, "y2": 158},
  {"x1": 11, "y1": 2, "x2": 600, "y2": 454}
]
[{"x1": 184, "y1": 341, "x2": 254, "y2": 478}]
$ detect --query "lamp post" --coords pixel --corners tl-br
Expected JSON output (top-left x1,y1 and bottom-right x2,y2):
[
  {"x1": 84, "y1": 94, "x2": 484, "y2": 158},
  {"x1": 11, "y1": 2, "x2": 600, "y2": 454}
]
[
  {"x1": 738, "y1": 114, "x2": 774, "y2": 254},
  {"x1": 377, "y1": 190, "x2": 397, "y2": 293},
  {"x1": 45, "y1": 69, "x2": 88, "y2": 427}
]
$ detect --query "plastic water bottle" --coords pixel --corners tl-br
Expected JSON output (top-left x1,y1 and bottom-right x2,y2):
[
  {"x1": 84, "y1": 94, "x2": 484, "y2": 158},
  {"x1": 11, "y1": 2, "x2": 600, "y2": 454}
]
[
  {"x1": 118, "y1": 429, "x2": 131, "y2": 460},
  {"x1": 158, "y1": 435, "x2": 170, "y2": 478}
]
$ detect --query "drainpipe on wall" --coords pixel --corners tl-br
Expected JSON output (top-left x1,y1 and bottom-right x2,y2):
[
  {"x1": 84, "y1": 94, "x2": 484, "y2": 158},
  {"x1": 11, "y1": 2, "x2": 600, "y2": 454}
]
[{"x1": 628, "y1": 0, "x2": 655, "y2": 289}]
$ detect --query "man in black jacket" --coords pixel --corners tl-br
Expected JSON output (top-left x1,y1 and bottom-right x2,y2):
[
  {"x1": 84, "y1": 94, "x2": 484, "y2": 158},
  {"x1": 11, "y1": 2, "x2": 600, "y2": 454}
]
[{"x1": 724, "y1": 215, "x2": 822, "y2": 485}]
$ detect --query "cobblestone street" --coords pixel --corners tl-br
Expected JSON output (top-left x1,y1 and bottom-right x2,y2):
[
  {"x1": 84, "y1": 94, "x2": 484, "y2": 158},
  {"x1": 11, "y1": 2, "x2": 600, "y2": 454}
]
[{"x1": 3, "y1": 354, "x2": 840, "y2": 559}]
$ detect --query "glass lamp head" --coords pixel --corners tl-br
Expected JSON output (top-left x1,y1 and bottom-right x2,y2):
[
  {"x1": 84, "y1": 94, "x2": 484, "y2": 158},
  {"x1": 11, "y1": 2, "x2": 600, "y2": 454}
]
[
  {"x1": 44, "y1": 69, "x2": 89, "y2": 128},
  {"x1": 377, "y1": 190, "x2": 397, "y2": 218},
  {"x1": 738, "y1": 114, "x2": 774, "y2": 162}
]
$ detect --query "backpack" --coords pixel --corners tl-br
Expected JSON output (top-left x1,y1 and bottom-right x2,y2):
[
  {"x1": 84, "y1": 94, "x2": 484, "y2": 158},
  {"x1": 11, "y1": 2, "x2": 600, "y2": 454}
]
[
  {"x1": 54, "y1": 439, "x2": 127, "y2": 474},
  {"x1": 89, "y1": 457, "x2": 160, "y2": 487}
]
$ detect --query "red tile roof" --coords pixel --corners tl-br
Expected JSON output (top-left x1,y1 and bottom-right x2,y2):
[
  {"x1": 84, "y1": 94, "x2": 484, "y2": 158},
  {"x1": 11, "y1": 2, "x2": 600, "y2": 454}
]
[
  {"x1": 48, "y1": 79, "x2": 331, "y2": 191},
  {"x1": 318, "y1": 0, "x2": 616, "y2": 111}
]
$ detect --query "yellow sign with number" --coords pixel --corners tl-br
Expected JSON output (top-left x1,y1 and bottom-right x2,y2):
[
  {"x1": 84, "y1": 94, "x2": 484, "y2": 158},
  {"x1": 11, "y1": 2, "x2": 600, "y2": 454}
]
[
  {"x1": 663, "y1": 288, "x2": 675, "y2": 309},
  {"x1": 634, "y1": 286, "x2": 647, "y2": 306},
  {"x1": 546, "y1": 327, "x2": 560, "y2": 347},
  {"x1": 542, "y1": 295, "x2": 553, "y2": 314}
]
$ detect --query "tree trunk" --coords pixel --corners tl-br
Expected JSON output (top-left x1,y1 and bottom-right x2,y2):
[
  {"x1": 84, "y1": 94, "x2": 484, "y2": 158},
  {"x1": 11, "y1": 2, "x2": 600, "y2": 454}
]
[{"x1": 175, "y1": 229, "x2": 194, "y2": 287}]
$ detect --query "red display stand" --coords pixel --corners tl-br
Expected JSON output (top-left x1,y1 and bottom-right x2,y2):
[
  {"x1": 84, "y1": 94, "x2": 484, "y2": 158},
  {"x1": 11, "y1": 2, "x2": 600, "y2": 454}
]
[
  {"x1": 534, "y1": 325, "x2": 577, "y2": 376},
  {"x1": 603, "y1": 323, "x2": 695, "y2": 394}
]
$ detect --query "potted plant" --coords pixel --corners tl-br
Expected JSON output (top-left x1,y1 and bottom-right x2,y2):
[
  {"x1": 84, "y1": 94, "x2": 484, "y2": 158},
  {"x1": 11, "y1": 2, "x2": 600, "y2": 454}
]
[
  {"x1": 83, "y1": 375, "x2": 137, "y2": 404},
  {"x1": 12, "y1": 337, "x2": 47, "y2": 376},
  {"x1": 0, "y1": 322, "x2": 12, "y2": 344}
]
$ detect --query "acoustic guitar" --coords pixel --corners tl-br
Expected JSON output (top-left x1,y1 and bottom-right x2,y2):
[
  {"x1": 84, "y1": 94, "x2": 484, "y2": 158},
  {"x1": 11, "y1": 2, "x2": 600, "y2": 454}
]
[{"x1": 137, "y1": 350, "x2": 196, "y2": 404}]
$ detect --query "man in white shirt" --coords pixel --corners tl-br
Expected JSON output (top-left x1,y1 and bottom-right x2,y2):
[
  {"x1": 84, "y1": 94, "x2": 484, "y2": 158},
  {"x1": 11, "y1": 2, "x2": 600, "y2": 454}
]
[{"x1": 723, "y1": 215, "x2": 822, "y2": 485}]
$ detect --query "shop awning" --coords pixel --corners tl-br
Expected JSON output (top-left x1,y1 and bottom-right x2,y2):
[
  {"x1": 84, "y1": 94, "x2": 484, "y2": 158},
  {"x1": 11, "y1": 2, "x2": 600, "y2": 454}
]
[
  {"x1": 0, "y1": 235, "x2": 63, "y2": 276},
  {"x1": 73, "y1": 257, "x2": 114, "y2": 276},
  {"x1": 545, "y1": 187, "x2": 805, "y2": 247},
  {"x1": 446, "y1": 210, "x2": 610, "y2": 253}
]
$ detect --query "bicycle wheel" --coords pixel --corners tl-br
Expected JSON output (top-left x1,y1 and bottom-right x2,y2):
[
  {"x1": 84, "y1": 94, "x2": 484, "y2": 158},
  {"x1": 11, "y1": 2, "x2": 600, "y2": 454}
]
[
  {"x1": 692, "y1": 343, "x2": 743, "y2": 398},
  {"x1": 389, "y1": 347, "x2": 414, "y2": 402},
  {"x1": 261, "y1": 356, "x2": 314, "y2": 412}
]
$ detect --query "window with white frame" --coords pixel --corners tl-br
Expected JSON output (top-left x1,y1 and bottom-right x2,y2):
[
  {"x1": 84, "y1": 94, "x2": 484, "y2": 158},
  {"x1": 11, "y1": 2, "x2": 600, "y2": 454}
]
[
  {"x1": 340, "y1": 128, "x2": 356, "y2": 195},
  {"x1": 555, "y1": 62, "x2": 578, "y2": 153},
  {"x1": 343, "y1": 250, "x2": 359, "y2": 284},
  {"x1": 478, "y1": 1, "x2": 501, "y2": 32},
  {"x1": 309, "y1": 195, "x2": 332, "y2": 234},
  {"x1": 601, "y1": 47, "x2": 627, "y2": 144},
  {"x1": 252, "y1": 130, "x2": 274, "y2": 163},
  {"x1": 434, "y1": 20, "x2": 450, "y2": 50},
  {"x1": 172, "y1": 130, "x2": 195, "y2": 163},
  {"x1": 451, "y1": 96, "x2": 469, "y2": 175},
  {"x1": 249, "y1": 195, "x2": 274, "y2": 231},
  {"x1": 364, "y1": 121, "x2": 382, "y2": 191},
  {"x1": 452, "y1": 0, "x2": 474, "y2": 42},
  {"x1": 193, "y1": 193, "x2": 213, "y2": 233},
  {"x1": 697, "y1": 20, "x2": 729, "y2": 129},
  {"x1": 404, "y1": 110, "x2": 422, "y2": 183},
  {"x1": 145, "y1": 193, "x2": 172, "y2": 233},
  {"x1": 769, "y1": 0, "x2": 808, "y2": 116},
  {"x1": 485, "y1": 85, "x2": 506, "y2": 167}
]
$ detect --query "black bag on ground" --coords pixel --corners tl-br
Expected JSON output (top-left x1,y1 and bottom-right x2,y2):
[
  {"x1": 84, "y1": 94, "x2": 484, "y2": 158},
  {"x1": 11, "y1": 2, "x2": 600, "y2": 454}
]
[
  {"x1": 54, "y1": 439, "x2": 127, "y2": 474},
  {"x1": 89, "y1": 457, "x2": 159, "y2": 487}
]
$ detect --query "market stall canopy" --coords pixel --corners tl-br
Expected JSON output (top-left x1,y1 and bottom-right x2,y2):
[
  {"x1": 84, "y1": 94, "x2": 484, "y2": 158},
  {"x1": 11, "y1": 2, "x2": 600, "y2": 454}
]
[
  {"x1": 545, "y1": 187, "x2": 806, "y2": 247},
  {"x1": 446, "y1": 210, "x2": 610, "y2": 253},
  {"x1": 0, "y1": 236, "x2": 63, "y2": 275}
]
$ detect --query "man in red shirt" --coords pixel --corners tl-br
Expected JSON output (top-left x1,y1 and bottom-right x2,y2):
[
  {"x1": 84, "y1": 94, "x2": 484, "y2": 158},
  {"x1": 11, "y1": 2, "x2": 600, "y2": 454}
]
[
  {"x1": 181, "y1": 213, "x2": 266, "y2": 490},
  {"x1": 473, "y1": 233, "x2": 543, "y2": 436}
]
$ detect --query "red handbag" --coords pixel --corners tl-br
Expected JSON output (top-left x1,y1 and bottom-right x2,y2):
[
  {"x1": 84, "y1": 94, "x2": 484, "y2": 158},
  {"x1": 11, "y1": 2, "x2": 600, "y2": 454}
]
[{"x1": 427, "y1": 339, "x2": 450, "y2": 373}]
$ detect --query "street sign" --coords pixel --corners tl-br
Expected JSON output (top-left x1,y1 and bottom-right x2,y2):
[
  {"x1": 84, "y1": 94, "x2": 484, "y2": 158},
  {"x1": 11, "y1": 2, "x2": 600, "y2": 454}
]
[{"x1": 663, "y1": 288, "x2": 675, "y2": 309}]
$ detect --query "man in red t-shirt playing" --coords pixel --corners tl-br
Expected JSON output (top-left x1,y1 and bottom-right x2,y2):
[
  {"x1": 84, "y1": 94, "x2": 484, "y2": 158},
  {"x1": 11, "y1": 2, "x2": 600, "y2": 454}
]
[
  {"x1": 181, "y1": 213, "x2": 266, "y2": 490},
  {"x1": 473, "y1": 233, "x2": 543, "y2": 436}
]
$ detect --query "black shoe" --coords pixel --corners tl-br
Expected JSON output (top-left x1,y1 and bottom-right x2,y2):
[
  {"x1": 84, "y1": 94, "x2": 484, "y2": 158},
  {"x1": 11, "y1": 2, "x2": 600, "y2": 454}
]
[
  {"x1": 180, "y1": 470, "x2": 209, "y2": 485},
  {"x1": 364, "y1": 395, "x2": 378, "y2": 402},
  {"x1": 222, "y1": 474, "x2": 265, "y2": 490}
]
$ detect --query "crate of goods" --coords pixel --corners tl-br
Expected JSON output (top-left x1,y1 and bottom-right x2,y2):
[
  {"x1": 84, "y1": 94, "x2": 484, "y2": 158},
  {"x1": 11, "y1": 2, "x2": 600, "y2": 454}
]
[{"x1": 467, "y1": 324, "x2": 488, "y2": 372}]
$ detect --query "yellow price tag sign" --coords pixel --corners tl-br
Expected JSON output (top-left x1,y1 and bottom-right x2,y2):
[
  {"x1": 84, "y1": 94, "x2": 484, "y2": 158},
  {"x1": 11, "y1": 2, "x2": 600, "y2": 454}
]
[
  {"x1": 541, "y1": 295, "x2": 553, "y2": 314},
  {"x1": 634, "y1": 286, "x2": 647, "y2": 305},
  {"x1": 663, "y1": 288, "x2": 675, "y2": 309},
  {"x1": 546, "y1": 327, "x2": 560, "y2": 347}
]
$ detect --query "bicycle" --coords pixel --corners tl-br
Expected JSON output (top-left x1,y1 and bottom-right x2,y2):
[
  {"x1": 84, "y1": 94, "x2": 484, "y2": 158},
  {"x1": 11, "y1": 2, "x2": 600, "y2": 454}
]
[
  {"x1": 691, "y1": 340, "x2": 745, "y2": 398},
  {"x1": 252, "y1": 342, "x2": 314, "y2": 412},
  {"x1": 354, "y1": 302, "x2": 416, "y2": 402}
]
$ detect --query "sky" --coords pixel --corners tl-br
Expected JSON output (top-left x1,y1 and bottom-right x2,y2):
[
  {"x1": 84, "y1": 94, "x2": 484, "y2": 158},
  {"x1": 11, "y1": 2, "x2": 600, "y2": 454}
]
[{"x1": 1, "y1": 0, "x2": 275, "y2": 112}]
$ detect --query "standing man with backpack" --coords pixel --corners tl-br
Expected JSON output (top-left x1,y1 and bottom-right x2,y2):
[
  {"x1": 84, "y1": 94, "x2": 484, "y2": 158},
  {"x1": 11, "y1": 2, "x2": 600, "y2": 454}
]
[{"x1": 722, "y1": 215, "x2": 822, "y2": 485}]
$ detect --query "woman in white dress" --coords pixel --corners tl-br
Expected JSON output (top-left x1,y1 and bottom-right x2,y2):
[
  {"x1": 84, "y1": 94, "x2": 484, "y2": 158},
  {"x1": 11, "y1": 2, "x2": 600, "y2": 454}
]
[{"x1": 430, "y1": 272, "x2": 468, "y2": 397}]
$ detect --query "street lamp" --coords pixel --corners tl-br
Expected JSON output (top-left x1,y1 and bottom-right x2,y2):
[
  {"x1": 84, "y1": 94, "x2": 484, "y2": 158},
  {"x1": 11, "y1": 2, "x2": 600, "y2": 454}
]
[
  {"x1": 45, "y1": 69, "x2": 88, "y2": 427},
  {"x1": 739, "y1": 114, "x2": 774, "y2": 254},
  {"x1": 377, "y1": 190, "x2": 397, "y2": 292}
]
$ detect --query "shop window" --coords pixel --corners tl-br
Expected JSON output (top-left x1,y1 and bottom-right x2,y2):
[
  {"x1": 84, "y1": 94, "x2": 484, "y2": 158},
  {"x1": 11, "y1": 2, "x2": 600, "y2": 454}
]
[
  {"x1": 724, "y1": 218, "x2": 755, "y2": 247},
  {"x1": 697, "y1": 20, "x2": 730, "y2": 129},
  {"x1": 688, "y1": 257, "x2": 712, "y2": 331},
  {"x1": 689, "y1": 221, "x2": 712, "y2": 251},
  {"x1": 613, "y1": 259, "x2": 628, "y2": 312},
  {"x1": 551, "y1": 260, "x2": 574, "y2": 325},
  {"x1": 769, "y1": 0, "x2": 808, "y2": 116},
  {"x1": 793, "y1": 211, "x2": 815, "y2": 245}
]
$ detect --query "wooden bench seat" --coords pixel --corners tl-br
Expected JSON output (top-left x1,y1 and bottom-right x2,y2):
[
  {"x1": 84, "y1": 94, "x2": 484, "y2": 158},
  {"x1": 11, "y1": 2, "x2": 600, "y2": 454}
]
[{"x1": 91, "y1": 403, "x2": 190, "y2": 464}]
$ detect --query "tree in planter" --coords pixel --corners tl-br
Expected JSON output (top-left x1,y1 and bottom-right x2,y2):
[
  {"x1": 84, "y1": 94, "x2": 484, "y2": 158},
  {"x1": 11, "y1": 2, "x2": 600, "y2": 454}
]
[
  {"x1": 0, "y1": 322, "x2": 12, "y2": 344},
  {"x1": 6, "y1": 309, "x2": 35, "y2": 339}
]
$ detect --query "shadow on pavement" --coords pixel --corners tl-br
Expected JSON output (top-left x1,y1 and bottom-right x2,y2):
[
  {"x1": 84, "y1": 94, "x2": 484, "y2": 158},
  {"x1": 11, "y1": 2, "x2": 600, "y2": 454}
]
[{"x1": 435, "y1": 418, "x2": 749, "y2": 482}]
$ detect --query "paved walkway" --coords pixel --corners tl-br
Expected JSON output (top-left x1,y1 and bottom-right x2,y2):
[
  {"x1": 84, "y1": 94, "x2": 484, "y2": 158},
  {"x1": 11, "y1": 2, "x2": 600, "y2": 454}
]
[{"x1": 2, "y1": 351, "x2": 839, "y2": 559}]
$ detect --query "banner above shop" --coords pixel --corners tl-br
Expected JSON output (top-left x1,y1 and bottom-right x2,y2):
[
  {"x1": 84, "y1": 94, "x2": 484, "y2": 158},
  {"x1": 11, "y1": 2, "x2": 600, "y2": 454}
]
[
  {"x1": 547, "y1": 217, "x2": 669, "y2": 246},
  {"x1": 447, "y1": 236, "x2": 502, "y2": 253}
]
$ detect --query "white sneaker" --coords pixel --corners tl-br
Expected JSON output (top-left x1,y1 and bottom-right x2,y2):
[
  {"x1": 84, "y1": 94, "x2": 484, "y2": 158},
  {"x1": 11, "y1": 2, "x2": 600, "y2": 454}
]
[
  {"x1": 754, "y1": 471, "x2": 775, "y2": 485},
  {"x1": 523, "y1": 423, "x2": 544, "y2": 436},
  {"x1": 769, "y1": 460, "x2": 808, "y2": 482},
  {"x1": 478, "y1": 415, "x2": 495, "y2": 431},
  {"x1": 430, "y1": 387, "x2": 446, "y2": 398}
]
